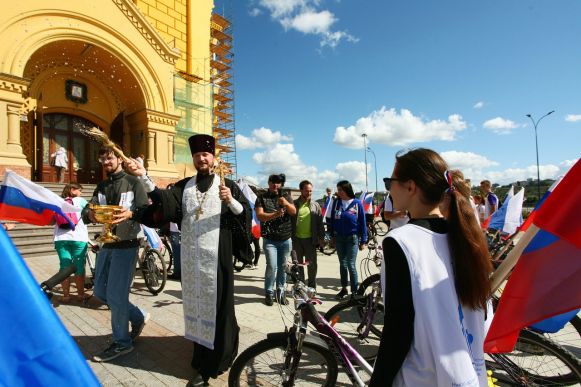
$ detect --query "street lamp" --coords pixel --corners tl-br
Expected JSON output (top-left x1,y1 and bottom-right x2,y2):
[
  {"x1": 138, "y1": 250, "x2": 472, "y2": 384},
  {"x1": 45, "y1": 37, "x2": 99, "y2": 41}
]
[
  {"x1": 361, "y1": 133, "x2": 368, "y2": 192},
  {"x1": 366, "y1": 146, "x2": 378, "y2": 199},
  {"x1": 525, "y1": 110, "x2": 555, "y2": 201}
]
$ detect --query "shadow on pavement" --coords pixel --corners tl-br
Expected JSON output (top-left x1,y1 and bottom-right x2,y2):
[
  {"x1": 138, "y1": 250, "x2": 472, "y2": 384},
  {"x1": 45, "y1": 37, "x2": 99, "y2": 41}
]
[{"x1": 73, "y1": 334, "x2": 195, "y2": 381}]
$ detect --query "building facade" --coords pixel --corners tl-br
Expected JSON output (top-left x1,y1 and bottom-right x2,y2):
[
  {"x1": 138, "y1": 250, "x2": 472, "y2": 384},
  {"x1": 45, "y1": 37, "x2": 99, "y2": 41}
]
[{"x1": 0, "y1": 0, "x2": 232, "y2": 186}]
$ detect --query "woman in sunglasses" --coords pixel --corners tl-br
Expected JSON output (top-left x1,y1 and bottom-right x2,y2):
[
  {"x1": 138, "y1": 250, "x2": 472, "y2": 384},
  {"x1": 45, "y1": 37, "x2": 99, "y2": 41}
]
[{"x1": 370, "y1": 149, "x2": 492, "y2": 387}]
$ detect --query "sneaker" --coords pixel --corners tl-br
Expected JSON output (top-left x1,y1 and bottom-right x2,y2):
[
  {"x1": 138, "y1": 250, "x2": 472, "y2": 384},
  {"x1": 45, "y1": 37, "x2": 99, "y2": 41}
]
[
  {"x1": 244, "y1": 264, "x2": 254, "y2": 269},
  {"x1": 277, "y1": 290, "x2": 289, "y2": 305},
  {"x1": 93, "y1": 342, "x2": 134, "y2": 362},
  {"x1": 265, "y1": 294, "x2": 274, "y2": 306},
  {"x1": 335, "y1": 288, "x2": 348, "y2": 300},
  {"x1": 131, "y1": 311, "x2": 151, "y2": 341}
]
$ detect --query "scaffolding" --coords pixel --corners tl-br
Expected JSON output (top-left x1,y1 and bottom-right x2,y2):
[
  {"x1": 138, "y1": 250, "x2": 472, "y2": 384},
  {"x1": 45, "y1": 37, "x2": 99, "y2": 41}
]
[
  {"x1": 210, "y1": 12, "x2": 237, "y2": 178},
  {"x1": 173, "y1": 71, "x2": 212, "y2": 164}
]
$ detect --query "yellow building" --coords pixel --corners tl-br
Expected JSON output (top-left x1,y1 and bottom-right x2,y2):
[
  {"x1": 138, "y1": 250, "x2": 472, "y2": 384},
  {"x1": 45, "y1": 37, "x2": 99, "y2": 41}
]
[{"x1": 0, "y1": 0, "x2": 234, "y2": 186}]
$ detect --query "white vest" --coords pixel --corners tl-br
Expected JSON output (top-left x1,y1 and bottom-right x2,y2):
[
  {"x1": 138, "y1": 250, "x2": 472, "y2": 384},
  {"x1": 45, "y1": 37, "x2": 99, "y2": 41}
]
[{"x1": 388, "y1": 224, "x2": 490, "y2": 387}]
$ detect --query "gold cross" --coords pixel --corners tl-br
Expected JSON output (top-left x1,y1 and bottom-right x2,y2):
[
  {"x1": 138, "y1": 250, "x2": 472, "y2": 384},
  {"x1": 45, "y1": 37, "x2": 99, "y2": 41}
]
[{"x1": 212, "y1": 153, "x2": 231, "y2": 185}]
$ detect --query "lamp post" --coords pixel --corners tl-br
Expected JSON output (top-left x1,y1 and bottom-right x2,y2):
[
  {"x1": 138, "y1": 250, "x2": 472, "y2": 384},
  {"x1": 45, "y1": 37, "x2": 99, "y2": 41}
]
[
  {"x1": 525, "y1": 110, "x2": 555, "y2": 201},
  {"x1": 366, "y1": 146, "x2": 378, "y2": 201},
  {"x1": 362, "y1": 133, "x2": 368, "y2": 192}
]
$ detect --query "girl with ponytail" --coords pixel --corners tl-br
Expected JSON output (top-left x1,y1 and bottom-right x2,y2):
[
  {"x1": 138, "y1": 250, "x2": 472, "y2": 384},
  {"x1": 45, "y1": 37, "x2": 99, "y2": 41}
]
[{"x1": 370, "y1": 149, "x2": 492, "y2": 387}]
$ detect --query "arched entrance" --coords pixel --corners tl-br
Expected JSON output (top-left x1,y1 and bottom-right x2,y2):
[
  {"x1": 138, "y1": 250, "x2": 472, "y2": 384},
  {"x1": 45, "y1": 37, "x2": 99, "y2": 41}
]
[{"x1": 41, "y1": 113, "x2": 101, "y2": 184}]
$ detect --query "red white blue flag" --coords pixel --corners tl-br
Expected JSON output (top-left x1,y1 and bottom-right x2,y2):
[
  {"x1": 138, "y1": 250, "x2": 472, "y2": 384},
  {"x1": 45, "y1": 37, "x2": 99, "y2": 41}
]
[
  {"x1": 484, "y1": 159, "x2": 581, "y2": 353},
  {"x1": 359, "y1": 191, "x2": 374, "y2": 214},
  {"x1": 236, "y1": 179, "x2": 261, "y2": 239},
  {"x1": 0, "y1": 171, "x2": 78, "y2": 229},
  {"x1": 321, "y1": 195, "x2": 332, "y2": 218}
]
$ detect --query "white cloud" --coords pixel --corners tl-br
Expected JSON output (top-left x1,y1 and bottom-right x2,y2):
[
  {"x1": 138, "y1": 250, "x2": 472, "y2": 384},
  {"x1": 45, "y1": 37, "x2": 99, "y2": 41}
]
[
  {"x1": 254, "y1": 0, "x2": 357, "y2": 48},
  {"x1": 473, "y1": 101, "x2": 484, "y2": 109},
  {"x1": 483, "y1": 117, "x2": 520, "y2": 134},
  {"x1": 259, "y1": 0, "x2": 306, "y2": 18},
  {"x1": 236, "y1": 127, "x2": 293, "y2": 150},
  {"x1": 565, "y1": 114, "x2": 581, "y2": 122},
  {"x1": 439, "y1": 151, "x2": 577, "y2": 185},
  {"x1": 441, "y1": 151, "x2": 499, "y2": 170},
  {"x1": 281, "y1": 9, "x2": 335, "y2": 34},
  {"x1": 335, "y1": 161, "x2": 368, "y2": 190},
  {"x1": 333, "y1": 107, "x2": 467, "y2": 149},
  {"x1": 249, "y1": 8, "x2": 262, "y2": 17}
]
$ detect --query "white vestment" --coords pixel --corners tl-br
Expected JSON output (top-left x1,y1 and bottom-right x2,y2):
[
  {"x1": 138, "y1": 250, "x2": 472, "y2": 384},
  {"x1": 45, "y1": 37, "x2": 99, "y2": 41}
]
[{"x1": 181, "y1": 175, "x2": 221, "y2": 349}]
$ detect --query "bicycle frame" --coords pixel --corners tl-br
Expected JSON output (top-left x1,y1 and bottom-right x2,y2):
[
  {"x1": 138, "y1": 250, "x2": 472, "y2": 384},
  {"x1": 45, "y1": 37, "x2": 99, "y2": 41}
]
[{"x1": 288, "y1": 266, "x2": 374, "y2": 386}]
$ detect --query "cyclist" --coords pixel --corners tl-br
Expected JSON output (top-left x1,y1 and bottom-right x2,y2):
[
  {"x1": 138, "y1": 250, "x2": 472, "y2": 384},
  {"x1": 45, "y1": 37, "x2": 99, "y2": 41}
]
[{"x1": 371, "y1": 149, "x2": 492, "y2": 387}]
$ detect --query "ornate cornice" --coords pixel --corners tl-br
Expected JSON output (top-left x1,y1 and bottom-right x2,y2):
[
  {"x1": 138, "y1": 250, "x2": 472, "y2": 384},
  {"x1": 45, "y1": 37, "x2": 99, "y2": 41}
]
[
  {"x1": 0, "y1": 73, "x2": 30, "y2": 94},
  {"x1": 112, "y1": 0, "x2": 180, "y2": 65},
  {"x1": 146, "y1": 109, "x2": 180, "y2": 126}
]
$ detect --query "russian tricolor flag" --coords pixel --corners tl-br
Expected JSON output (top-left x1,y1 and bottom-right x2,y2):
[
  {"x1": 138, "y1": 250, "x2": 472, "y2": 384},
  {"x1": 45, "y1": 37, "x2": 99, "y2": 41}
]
[
  {"x1": 236, "y1": 179, "x2": 261, "y2": 239},
  {"x1": 321, "y1": 195, "x2": 332, "y2": 218},
  {"x1": 359, "y1": 191, "x2": 374, "y2": 213},
  {"x1": 0, "y1": 171, "x2": 78, "y2": 229},
  {"x1": 488, "y1": 186, "x2": 524, "y2": 235},
  {"x1": 484, "y1": 159, "x2": 581, "y2": 353}
]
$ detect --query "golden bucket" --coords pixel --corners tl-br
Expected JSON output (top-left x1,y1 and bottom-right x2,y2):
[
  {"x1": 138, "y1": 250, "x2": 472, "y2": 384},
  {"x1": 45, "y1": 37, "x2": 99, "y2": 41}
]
[{"x1": 89, "y1": 204, "x2": 123, "y2": 243}]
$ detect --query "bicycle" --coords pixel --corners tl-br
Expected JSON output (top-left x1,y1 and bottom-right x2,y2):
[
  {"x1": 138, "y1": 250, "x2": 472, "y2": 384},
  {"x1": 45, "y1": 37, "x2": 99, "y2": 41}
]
[
  {"x1": 158, "y1": 232, "x2": 175, "y2": 273},
  {"x1": 319, "y1": 223, "x2": 336, "y2": 256},
  {"x1": 85, "y1": 235, "x2": 167, "y2": 295},
  {"x1": 373, "y1": 219, "x2": 388, "y2": 237},
  {"x1": 228, "y1": 254, "x2": 374, "y2": 386}
]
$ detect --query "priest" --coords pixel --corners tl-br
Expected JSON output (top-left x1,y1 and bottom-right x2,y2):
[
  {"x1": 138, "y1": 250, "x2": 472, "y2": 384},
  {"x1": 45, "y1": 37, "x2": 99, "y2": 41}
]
[{"x1": 127, "y1": 134, "x2": 251, "y2": 385}]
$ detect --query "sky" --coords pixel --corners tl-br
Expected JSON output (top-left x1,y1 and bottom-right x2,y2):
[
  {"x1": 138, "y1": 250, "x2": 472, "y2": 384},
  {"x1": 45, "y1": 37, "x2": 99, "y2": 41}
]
[{"x1": 216, "y1": 0, "x2": 580, "y2": 195}]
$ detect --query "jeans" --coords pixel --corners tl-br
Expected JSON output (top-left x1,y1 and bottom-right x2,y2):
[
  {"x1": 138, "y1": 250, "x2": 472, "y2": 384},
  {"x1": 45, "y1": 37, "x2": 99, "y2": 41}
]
[
  {"x1": 94, "y1": 246, "x2": 144, "y2": 347},
  {"x1": 293, "y1": 237, "x2": 318, "y2": 288},
  {"x1": 335, "y1": 234, "x2": 359, "y2": 293},
  {"x1": 169, "y1": 231, "x2": 181, "y2": 276},
  {"x1": 263, "y1": 238, "x2": 292, "y2": 296}
]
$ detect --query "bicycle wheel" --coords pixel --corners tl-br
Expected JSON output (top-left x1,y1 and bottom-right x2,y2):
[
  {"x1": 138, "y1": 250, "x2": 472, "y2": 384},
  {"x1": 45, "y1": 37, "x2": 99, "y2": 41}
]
[
  {"x1": 486, "y1": 329, "x2": 581, "y2": 385},
  {"x1": 83, "y1": 243, "x2": 99, "y2": 290},
  {"x1": 321, "y1": 241, "x2": 336, "y2": 256},
  {"x1": 357, "y1": 273, "x2": 380, "y2": 297},
  {"x1": 141, "y1": 249, "x2": 167, "y2": 295},
  {"x1": 160, "y1": 238, "x2": 174, "y2": 273},
  {"x1": 540, "y1": 315, "x2": 581, "y2": 360},
  {"x1": 374, "y1": 220, "x2": 388, "y2": 236},
  {"x1": 229, "y1": 336, "x2": 338, "y2": 386},
  {"x1": 324, "y1": 297, "x2": 384, "y2": 360}
]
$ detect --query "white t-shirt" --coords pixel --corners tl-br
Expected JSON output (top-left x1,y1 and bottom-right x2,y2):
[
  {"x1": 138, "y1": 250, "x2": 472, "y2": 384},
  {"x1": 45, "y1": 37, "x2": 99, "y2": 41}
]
[{"x1": 53, "y1": 196, "x2": 89, "y2": 242}]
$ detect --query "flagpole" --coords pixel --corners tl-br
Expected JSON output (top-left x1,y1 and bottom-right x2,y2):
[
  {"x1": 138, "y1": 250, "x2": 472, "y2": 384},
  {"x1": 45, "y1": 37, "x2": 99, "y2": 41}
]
[{"x1": 490, "y1": 224, "x2": 540, "y2": 293}]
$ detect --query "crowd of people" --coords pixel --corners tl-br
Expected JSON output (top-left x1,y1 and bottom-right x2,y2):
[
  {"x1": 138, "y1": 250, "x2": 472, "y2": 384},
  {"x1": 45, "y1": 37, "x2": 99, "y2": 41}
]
[{"x1": 5, "y1": 135, "x2": 508, "y2": 386}]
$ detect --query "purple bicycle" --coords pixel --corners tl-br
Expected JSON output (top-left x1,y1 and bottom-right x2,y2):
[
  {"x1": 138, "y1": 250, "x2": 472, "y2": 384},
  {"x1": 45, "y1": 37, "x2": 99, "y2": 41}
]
[{"x1": 228, "y1": 253, "x2": 374, "y2": 386}]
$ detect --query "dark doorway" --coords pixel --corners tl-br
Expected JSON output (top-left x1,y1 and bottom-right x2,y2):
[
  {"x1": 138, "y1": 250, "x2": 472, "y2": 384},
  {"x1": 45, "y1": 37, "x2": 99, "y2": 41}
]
[{"x1": 40, "y1": 113, "x2": 101, "y2": 184}]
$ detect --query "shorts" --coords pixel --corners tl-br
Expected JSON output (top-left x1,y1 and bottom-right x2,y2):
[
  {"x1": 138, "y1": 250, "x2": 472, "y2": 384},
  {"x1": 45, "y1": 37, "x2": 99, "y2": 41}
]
[{"x1": 55, "y1": 240, "x2": 88, "y2": 275}]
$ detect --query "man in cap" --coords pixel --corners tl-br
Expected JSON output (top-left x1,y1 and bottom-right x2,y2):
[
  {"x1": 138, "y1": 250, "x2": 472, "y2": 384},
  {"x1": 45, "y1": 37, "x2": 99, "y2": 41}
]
[{"x1": 127, "y1": 134, "x2": 251, "y2": 386}]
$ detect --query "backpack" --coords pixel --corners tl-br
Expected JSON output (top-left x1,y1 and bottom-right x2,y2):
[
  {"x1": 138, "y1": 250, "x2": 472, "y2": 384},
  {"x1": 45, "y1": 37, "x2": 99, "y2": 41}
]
[{"x1": 55, "y1": 197, "x2": 79, "y2": 230}]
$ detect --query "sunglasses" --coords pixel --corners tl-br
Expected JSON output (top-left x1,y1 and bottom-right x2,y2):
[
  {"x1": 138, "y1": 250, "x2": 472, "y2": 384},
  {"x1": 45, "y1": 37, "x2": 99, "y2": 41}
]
[{"x1": 383, "y1": 177, "x2": 401, "y2": 191}]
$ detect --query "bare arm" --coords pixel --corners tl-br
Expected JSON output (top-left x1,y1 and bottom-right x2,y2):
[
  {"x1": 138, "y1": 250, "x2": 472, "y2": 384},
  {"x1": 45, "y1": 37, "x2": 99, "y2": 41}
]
[{"x1": 255, "y1": 205, "x2": 284, "y2": 222}]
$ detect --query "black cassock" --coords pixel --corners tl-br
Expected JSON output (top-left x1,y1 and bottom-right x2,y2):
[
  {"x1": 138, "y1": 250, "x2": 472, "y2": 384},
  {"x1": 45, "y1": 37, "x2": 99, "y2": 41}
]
[{"x1": 139, "y1": 173, "x2": 251, "y2": 380}]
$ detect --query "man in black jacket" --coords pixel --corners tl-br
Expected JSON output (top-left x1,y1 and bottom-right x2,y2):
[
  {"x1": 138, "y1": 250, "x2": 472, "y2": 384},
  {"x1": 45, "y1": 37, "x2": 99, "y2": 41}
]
[{"x1": 82, "y1": 146, "x2": 150, "y2": 363}]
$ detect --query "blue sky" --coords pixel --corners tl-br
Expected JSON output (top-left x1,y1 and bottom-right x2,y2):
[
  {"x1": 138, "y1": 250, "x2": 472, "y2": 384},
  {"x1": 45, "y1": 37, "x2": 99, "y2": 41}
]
[{"x1": 217, "y1": 0, "x2": 580, "y2": 195}]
